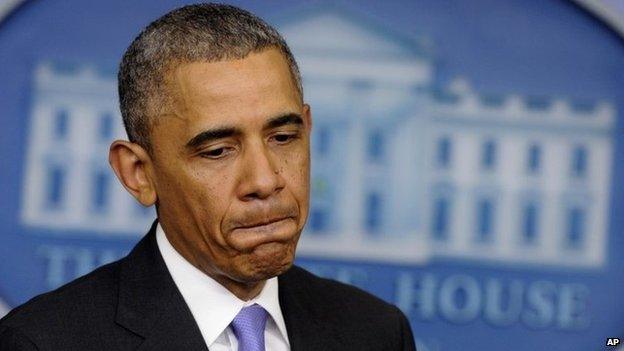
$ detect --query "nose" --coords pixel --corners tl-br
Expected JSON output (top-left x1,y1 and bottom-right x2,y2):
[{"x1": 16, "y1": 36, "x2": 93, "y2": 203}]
[{"x1": 237, "y1": 141, "x2": 285, "y2": 201}]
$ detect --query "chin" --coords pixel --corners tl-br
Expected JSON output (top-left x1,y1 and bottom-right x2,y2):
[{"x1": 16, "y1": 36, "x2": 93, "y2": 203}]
[{"x1": 243, "y1": 241, "x2": 296, "y2": 281}]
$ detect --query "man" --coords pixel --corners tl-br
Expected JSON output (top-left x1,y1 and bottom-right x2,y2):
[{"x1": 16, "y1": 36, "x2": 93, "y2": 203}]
[{"x1": 0, "y1": 4, "x2": 415, "y2": 350}]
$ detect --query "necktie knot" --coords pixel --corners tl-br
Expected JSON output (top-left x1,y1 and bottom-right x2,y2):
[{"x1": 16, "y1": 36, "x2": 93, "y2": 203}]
[{"x1": 230, "y1": 304, "x2": 268, "y2": 351}]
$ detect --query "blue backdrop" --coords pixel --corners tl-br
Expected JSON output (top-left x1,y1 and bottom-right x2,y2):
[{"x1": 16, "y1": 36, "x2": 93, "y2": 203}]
[{"x1": 1, "y1": 1, "x2": 623, "y2": 350}]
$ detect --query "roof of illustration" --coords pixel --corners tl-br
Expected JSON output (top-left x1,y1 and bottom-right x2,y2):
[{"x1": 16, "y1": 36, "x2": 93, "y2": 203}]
[{"x1": 275, "y1": 3, "x2": 431, "y2": 60}]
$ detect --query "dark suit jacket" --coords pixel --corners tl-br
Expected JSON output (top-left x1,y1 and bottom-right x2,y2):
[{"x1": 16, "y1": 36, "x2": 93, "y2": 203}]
[{"x1": 0, "y1": 223, "x2": 416, "y2": 350}]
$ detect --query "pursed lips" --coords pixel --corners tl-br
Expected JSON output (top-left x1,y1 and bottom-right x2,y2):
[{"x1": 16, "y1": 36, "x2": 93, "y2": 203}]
[
  {"x1": 227, "y1": 215, "x2": 297, "y2": 250},
  {"x1": 234, "y1": 216, "x2": 293, "y2": 230}
]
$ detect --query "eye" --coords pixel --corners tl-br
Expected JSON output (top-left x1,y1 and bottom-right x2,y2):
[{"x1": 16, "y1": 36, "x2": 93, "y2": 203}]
[
  {"x1": 200, "y1": 147, "x2": 233, "y2": 159},
  {"x1": 272, "y1": 132, "x2": 298, "y2": 144}
]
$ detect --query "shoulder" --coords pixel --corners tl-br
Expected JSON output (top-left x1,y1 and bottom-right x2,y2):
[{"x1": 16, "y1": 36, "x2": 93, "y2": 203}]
[
  {"x1": 0, "y1": 259, "x2": 123, "y2": 345},
  {"x1": 280, "y1": 265, "x2": 416, "y2": 350},
  {"x1": 282, "y1": 265, "x2": 399, "y2": 314}
]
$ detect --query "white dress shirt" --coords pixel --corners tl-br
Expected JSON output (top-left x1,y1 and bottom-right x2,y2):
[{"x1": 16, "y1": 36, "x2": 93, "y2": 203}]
[{"x1": 156, "y1": 224, "x2": 290, "y2": 351}]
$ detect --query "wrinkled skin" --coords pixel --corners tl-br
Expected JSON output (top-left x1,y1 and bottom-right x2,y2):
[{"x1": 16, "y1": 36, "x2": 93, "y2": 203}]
[{"x1": 110, "y1": 48, "x2": 311, "y2": 300}]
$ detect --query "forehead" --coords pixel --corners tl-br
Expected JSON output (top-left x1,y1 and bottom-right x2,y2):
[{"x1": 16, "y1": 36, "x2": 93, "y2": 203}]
[{"x1": 165, "y1": 48, "x2": 301, "y2": 121}]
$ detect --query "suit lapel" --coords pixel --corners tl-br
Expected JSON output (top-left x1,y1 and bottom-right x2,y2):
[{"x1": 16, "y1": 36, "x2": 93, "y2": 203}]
[
  {"x1": 115, "y1": 222, "x2": 208, "y2": 351},
  {"x1": 278, "y1": 267, "x2": 347, "y2": 351},
  {"x1": 114, "y1": 224, "x2": 343, "y2": 350}
]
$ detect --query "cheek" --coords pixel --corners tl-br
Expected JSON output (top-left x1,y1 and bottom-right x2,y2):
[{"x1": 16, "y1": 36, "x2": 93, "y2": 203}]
[
  {"x1": 282, "y1": 148, "x2": 308, "y2": 181},
  {"x1": 166, "y1": 168, "x2": 234, "y2": 247},
  {"x1": 191, "y1": 174, "x2": 233, "y2": 227},
  {"x1": 282, "y1": 150, "x2": 310, "y2": 218}
]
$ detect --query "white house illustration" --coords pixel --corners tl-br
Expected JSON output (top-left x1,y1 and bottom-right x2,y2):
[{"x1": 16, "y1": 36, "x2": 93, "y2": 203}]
[
  {"x1": 0, "y1": 297, "x2": 8, "y2": 318},
  {"x1": 21, "y1": 7, "x2": 614, "y2": 268},
  {"x1": 21, "y1": 63, "x2": 155, "y2": 235}
]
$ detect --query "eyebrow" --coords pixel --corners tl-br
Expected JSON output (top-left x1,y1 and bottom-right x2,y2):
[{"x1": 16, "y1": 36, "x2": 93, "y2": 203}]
[
  {"x1": 185, "y1": 127, "x2": 241, "y2": 150},
  {"x1": 184, "y1": 113, "x2": 304, "y2": 150},
  {"x1": 264, "y1": 113, "x2": 304, "y2": 130}
]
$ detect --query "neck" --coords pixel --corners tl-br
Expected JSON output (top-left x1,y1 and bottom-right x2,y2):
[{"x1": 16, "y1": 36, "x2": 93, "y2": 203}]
[
  {"x1": 211, "y1": 275, "x2": 266, "y2": 301},
  {"x1": 159, "y1": 223, "x2": 267, "y2": 301}
]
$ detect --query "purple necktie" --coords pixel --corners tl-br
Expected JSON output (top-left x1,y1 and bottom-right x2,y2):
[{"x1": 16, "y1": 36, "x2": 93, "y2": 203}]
[{"x1": 230, "y1": 304, "x2": 268, "y2": 351}]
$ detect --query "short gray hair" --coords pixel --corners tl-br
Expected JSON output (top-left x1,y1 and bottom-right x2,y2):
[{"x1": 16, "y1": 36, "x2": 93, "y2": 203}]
[{"x1": 118, "y1": 3, "x2": 302, "y2": 152}]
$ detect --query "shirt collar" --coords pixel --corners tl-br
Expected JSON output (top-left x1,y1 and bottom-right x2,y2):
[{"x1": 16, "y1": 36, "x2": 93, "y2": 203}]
[{"x1": 155, "y1": 223, "x2": 289, "y2": 346}]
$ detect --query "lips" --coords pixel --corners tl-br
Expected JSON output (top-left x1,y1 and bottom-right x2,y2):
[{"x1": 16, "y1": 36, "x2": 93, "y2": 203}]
[
  {"x1": 235, "y1": 216, "x2": 292, "y2": 230},
  {"x1": 228, "y1": 216, "x2": 298, "y2": 251}
]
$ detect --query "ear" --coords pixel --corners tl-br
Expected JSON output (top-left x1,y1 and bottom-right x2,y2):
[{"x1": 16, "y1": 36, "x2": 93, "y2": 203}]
[
  {"x1": 108, "y1": 140, "x2": 157, "y2": 206},
  {"x1": 303, "y1": 103, "x2": 312, "y2": 132}
]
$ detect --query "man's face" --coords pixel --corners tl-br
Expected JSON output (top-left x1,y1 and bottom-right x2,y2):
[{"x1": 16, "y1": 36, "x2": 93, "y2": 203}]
[{"x1": 149, "y1": 48, "x2": 310, "y2": 284}]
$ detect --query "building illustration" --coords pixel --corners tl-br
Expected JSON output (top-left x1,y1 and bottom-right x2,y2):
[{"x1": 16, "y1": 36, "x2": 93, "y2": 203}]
[
  {"x1": 0, "y1": 298, "x2": 8, "y2": 318},
  {"x1": 21, "y1": 63, "x2": 155, "y2": 235},
  {"x1": 21, "y1": 8, "x2": 614, "y2": 268}
]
